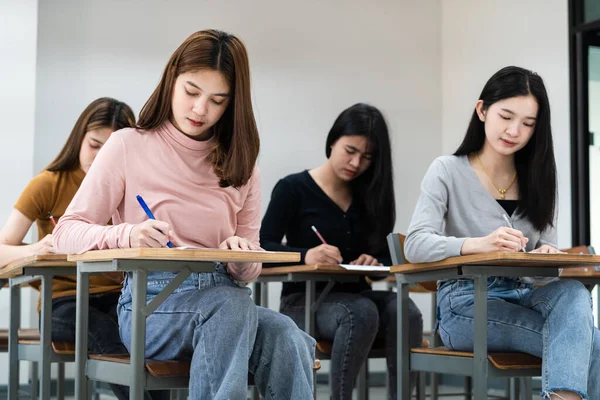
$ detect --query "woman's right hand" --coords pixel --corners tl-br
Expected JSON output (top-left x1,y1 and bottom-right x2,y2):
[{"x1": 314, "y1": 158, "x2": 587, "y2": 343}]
[
  {"x1": 461, "y1": 227, "x2": 528, "y2": 255},
  {"x1": 305, "y1": 244, "x2": 343, "y2": 265},
  {"x1": 129, "y1": 220, "x2": 172, "y2": 248},
  {"x1": 32, "y1": 234, "x2": 56, "y2": 255}
]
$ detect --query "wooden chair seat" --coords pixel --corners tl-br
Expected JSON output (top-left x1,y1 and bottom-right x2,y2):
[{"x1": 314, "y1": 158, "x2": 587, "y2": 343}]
[
  {"x1": 411, "y1": 346, "x2": 542, "y2": 370},
  {"x1": 0, "y1": 328, "x2": 41, "y2": 349},
  {"x1": 18, "y1": 339, "x2": 76, "y2": 355},
  {"x1": 0, "y1": 329, "x2": 6, "y2": 351},
  {"x1": 13, "y1": 328, "x2": 75, "y2": 354},
  {"x1": 89, "y1": 354, "x2": 191, "y2": 378},
  {"x1": 89, "y1": 354, "x2": 322, "y2": 379}
]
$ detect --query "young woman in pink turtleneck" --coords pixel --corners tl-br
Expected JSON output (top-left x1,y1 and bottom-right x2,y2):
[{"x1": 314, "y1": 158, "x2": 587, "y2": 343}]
[{"x1": 54, "y1": 29, "x2": 315, "y2": 400}]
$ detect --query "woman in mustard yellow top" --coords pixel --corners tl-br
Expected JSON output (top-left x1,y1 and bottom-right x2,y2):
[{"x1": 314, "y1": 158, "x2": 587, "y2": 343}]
[{"x1": 0, "y1": 97, "x2": 150, "y2": 400}]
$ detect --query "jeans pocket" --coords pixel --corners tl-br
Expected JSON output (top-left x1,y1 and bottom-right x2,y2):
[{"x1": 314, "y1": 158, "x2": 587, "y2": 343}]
[
  {"x1": 448, "y1": 292, "x2": 474, "y2": 313},
  {"x1": 438, "y1": 323, "x2": 454, "y2": 349}
]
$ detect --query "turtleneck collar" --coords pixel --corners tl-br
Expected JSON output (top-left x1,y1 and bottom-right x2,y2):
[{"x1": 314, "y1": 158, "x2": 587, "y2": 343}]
[{"x1": 158, "y1": 118, "x2": 217, "y2": 153}]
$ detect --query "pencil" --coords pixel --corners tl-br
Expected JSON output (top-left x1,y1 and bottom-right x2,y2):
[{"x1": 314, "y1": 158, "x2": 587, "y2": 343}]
[
  {"x1": 47, "y1": 212, "x2": 57, "y2": 227},
  {"x1": 311, "y1": 225, "x2": 328, "y2": 245}
]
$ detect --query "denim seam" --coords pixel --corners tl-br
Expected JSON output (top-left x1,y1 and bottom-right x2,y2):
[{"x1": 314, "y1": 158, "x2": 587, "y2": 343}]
[
  {"x1": 543, "y1": 317, "x2": 549, "y2": 392},
  {"x1": 334, "y1": 301, "x2": 355, "y2": 398},
  {"x1": 197, "y1": 314, "x2": 216, "y2": 397}
]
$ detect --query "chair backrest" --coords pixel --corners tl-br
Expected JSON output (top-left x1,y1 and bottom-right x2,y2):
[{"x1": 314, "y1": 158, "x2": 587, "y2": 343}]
[
  {"x1": 387, "y1": 233, "x2": 438, "y2": 292},
  {"x1": 387, "y1": 232, "x2": 407, "y2": 265}
]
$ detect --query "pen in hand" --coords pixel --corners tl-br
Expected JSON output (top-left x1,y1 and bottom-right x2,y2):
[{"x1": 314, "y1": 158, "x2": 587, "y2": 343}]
[
  {"x1": 502, "y1": 214, "x2": 526, "y2": 252},
  {"x1": 136, "y1": 195, "x2": 174, "y2": 248},
  {"x1": 311, "y1": 225, "x2": 328, "y2": 245},
  {"x1": 47, "y1": 212, "x2": 57, "y2": 227}
]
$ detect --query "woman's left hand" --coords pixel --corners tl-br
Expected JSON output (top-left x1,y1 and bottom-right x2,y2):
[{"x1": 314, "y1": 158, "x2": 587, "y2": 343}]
[
  {"x1": 219, "y1": 236, "x2": 263, "y2": 251},
  {"x1": 350, "y1": 254, "x2": 382, "y2": 266},
  {"x1": 529, "y1": 245, "x2": 565, "y2": 254}
]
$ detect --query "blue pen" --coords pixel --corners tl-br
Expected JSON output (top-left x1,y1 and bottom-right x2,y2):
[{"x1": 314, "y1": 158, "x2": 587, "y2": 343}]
[{"x1": 136, "y1": 195, "x2": 173, "y2": 248}]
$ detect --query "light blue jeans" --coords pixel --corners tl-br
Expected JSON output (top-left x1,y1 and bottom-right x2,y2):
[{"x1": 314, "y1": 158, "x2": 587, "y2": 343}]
[
  {"x1": 437, "y1": 277, "x2": 600, "y2": 399},
  {"x1": 117, "y1": 263, "x2": 315, "y2": 400}
]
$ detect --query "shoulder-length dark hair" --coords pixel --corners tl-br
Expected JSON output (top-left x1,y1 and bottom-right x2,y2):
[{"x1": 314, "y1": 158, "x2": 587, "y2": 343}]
[
  {"x1": 46, "y1": 97, "x2": 135, "y2": 172},
  {"x1": 454, "y1": 66, "x2": 556, "y2": 231},
  {"x1": 326, "y1": 103, "x2": 395, "y2": 252},
  {"x1": 137, "y1": 29, "x2": 259, "y2": 188}
]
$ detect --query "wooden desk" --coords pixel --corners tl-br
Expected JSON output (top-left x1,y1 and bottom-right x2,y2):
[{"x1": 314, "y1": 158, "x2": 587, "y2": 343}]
[
  {"x1": 1, "y1": 255, "x2": 75, "y2": 400},
  {"x1": 69, "y1": 248, "x2": 300, "y2": 400},
  {"x1": 391, "y1": 252, "x2": 600, "y2": 400}
]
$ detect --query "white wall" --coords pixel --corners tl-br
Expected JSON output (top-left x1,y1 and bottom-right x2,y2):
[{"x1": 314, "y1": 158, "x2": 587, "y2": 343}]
[
  {"x1": 441, "y1": 0, "x2": 572, "y2": 248},
  {"x1": 0, "y1": 0, "x2": 39, "y2": 385},
  {"x1": 590, "y1": 81, "x2": 600, "y2": 252}
]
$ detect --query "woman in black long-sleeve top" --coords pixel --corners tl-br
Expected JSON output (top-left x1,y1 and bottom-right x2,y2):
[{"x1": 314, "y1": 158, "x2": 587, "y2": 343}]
[{"x1": 260, "y1": 103, "x2": 423, "y2": 400}]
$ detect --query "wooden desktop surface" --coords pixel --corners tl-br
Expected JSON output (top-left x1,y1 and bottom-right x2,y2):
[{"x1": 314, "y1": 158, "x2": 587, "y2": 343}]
[{"x1": 392, "y1": 252, "x2": 600, "y2": 274}]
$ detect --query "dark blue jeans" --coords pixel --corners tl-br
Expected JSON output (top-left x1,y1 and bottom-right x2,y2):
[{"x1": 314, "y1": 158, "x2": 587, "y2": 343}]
[
  {"x1": 281, "y1": 290, "x2": 423, "y2": 400},
  {"x1": 51, "y1": 293, "x2": 169, "y2": 400}
]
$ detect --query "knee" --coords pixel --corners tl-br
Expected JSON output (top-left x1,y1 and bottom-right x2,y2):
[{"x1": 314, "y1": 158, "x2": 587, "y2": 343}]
[
  {"x1": 556, "y1": 279, "x2": 592, "y2": 309},
  {"x1": 338, "y1": 297, "x2": 379, "y2": 334},
  {"x1": 216, "y1": 287, "x2": 258, "y2": 325},
  {"x1": 384, "y1": 297, "x2": 423, "y2": 331}
]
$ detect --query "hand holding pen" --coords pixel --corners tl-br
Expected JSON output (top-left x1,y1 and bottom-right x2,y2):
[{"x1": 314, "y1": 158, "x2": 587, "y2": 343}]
[
  {"x1": 130, "y1": 195, "x2": 174, "y2": 248},
  {"x1": 305, "y1": 225, "x2": 343, "y2": 265},
  {"x1": 502, "y1": 215, "x2": 527, "y2": 252},
  {"x1": 461, "y1": 218, "x2": 528, "y2": 255}
]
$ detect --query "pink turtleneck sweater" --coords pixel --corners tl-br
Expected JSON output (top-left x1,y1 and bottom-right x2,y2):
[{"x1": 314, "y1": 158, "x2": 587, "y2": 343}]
[{"x1": 53, "y1": 121, "x2": 262, "y2": 282}]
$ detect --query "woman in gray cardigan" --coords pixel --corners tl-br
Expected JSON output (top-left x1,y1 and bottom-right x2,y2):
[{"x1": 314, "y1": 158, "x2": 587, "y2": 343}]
[{"x1": 405, "y1": 66, "x2": 599, "y2": 400}]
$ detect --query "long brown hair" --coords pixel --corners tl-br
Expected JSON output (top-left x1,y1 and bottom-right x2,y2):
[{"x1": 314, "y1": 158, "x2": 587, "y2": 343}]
[
  {"x1": 137, "y1": 29, "x2": 260, "y2": 188},
  {"x1": 47, "y1": 97, "x2": 136, "y2": 172}
]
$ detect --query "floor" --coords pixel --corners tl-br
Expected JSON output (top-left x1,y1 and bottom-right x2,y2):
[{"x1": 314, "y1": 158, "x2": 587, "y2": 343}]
[{"x1": 65, "y1": 384, "x2": 534, "y2": 400}]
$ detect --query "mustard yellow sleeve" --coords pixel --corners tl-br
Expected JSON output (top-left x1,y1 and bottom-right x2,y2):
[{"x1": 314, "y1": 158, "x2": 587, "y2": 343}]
[{"x1": 13, "y1": 171, "x2": 55, "y2": 222}]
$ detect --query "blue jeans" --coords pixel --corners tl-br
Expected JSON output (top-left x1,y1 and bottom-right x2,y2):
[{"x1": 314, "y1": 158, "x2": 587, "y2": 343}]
[
  {"x1": 437, "y1": 277, "x2": 600, "y2": 399},
  {"x1": 117, "y1": 264, "x2": 315, "y2": 400},
  {"x1": 281, "y1": 290, "x2": 423, "y2": 400}
]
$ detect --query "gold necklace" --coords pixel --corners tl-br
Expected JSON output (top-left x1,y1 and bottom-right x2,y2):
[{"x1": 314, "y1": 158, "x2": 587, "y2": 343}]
[{"x1": 475, "y1": 154, "x2": 517, "y2": 199}]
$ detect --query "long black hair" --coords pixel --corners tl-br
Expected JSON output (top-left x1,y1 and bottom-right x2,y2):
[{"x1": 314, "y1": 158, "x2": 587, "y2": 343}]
[
  {"x1": 454, "y1": 66, "x2": 556, "y2": 231},
  {"x1": 326, "y1": 103, "x2": 395, "y2": 252}
]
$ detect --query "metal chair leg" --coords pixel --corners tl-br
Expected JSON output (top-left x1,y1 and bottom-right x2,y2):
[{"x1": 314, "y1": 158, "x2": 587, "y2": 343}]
[
  {"x1": 57, "y1": 362, "x2": 65, "y2": 400},
  {"x1": 251, "y1": 386, "x2": 260, "y2": 399},
  {"x1": 464, "y1": 376, "x2": 472, "y2": 399},
  {"x1": 418, "y1": 372, "x2": 426, "y2": 400},
  {"x1": 313, "y1": 369, "x2": 318, "y2": 400},
  {"x1": 30, "y1": 361, "x2": 39, "y2": 400},
  {"x1": 518, "y1": 377, "x2": 532, "y2": 400},
  {"x1": 357, "y1": 361, "x2": 368, "y2": 400}
]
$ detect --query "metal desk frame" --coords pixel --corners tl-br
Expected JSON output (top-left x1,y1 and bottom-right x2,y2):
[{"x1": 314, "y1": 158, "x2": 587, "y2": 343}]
[
  {"x1": 75, "y1": 259, "x2": 216, "y2": 400},
  {"x1": 8, "y1": 266, "x2": 75, "y2": 400},
  {"x1": 395, "y1": 265, "x2": 561, "y2": 400}
]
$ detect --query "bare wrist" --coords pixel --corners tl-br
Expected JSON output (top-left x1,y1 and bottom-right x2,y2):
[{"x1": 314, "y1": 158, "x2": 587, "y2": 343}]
[{"x1": 461, "y1": 238, "x2": 479, "y2": 255}]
